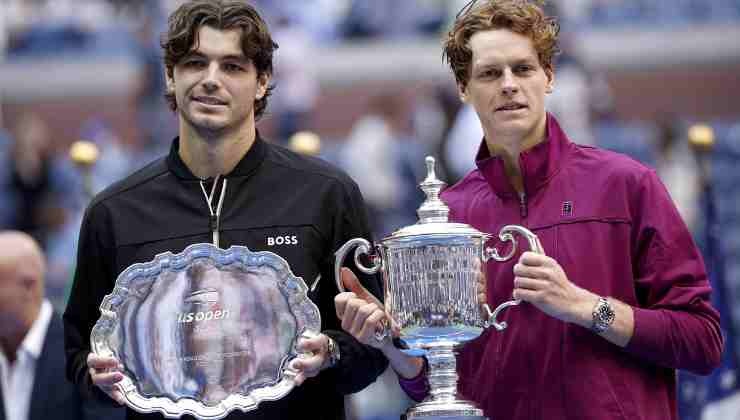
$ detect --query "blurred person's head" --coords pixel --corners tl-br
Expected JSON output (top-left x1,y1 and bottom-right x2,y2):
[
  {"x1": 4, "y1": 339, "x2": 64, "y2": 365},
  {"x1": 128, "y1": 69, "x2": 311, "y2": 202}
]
[
  {"x1": 13, "y1": 113, "x2": 51, "y2": 158},
  {"x1": 0, "y1": 231, "x2": 46, "y2": 360},
  {"x1": 444, "y1": 0, "x2": 559, "y2": 152},
  {"x1": 161, "y1": 0, "x2": 277, "y2": 123}
]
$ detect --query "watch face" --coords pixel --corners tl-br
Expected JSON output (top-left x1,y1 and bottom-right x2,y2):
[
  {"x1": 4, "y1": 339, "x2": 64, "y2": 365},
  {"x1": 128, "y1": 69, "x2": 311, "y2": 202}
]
[{"x1": 597, "y1": 303, "x2": 615, "y2": 323}]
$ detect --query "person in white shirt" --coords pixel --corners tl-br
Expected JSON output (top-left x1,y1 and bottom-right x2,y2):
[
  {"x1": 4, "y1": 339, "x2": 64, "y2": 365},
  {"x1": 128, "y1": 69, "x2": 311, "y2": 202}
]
[{"x1": 0, "y1": 230, "x2": 123, "y2": 420}]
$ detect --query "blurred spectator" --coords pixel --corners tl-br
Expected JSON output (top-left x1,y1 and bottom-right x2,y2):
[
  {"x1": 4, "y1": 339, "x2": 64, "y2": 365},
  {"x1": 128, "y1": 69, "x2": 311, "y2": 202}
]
[
  {"x1": 4, "y1": 0, "x2": 116, "y2": 58},
  {"x1": 0, "y1": 129, "x2": 15, "y2": 229},
  {"x1": 340, "y1": 94, "x2": 425, "y2": 237},
  {"x1": 443, "y1": 103, "x2": 482, "y2": 183},
  {"x1": 343, "y1": 0, "x2": 445, "y2": 39},
  {"x1": 0, "y1": 3, "x2": 8, "y2": 60},
  {"x1": 132, "y1": 12, "x2": 175, "y2": 155},
  {"x1": 271, "y1": 14, "x2": 319, "y2": 143},
  {"x1": 654, "y1": 117, "x2": 701, "y2": 232},
  {"x1": 43, "y1": 117, "x2": 134, "y2": 308},
  {"x1": 0, "y1": 230, "x2": 125, "y2": 420},
  {"x1": 6, "y1": 113, "x2": 66, "y2": 249},
  {"x1": 545, "y1": 36, "x2": 598, "y2": 146}
]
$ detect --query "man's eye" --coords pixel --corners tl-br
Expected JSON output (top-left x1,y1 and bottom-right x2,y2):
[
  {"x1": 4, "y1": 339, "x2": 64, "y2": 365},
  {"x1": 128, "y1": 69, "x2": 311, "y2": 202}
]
[
  {"x1": 184, "y1": 60, "x2": 205, "y2": 68},
  {"x1": 516, "y1": 65, "x2": 533, "y2": 73},
  {"x1": 480, "y1": 69, "x2": 499, "y2": 78},
  {"x1": 224, "y1": 63, "x2": 244, "y2": 72}
]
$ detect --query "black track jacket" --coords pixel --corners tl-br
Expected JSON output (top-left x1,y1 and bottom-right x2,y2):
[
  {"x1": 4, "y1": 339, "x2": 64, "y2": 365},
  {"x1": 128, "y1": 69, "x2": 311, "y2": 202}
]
[{"x1": 63, "y1": 135, "x2": 388, "y2": 419}]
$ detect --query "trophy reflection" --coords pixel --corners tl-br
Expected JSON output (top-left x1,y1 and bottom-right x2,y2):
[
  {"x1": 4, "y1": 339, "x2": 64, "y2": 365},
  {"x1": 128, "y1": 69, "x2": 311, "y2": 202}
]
[{"x1": 335, "y1": 157, "x2": 544, "y2": 420}]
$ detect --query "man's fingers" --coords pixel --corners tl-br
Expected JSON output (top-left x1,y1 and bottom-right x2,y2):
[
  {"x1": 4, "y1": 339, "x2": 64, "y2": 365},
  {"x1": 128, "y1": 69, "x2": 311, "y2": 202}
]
[
  {"x1": 358, "y1": 310, "x2": 386, "y2": 343},
  {"x1": 91, "y1": 370, "x2": 124, "y2": 387},
  {"x1": 109, "y1": 389, "x2": 126, "y2": 406},
  {"x1": 512, "y1": 287, "x2": 541, "y2": 302},
  {"x1": 519, "y1": 251, "x2": 550, "y2": 266},
  {"x1": 293, "y1": 354, "x2": 323, "y2": 373},
  {"x1": 341, "y1": 268, "x2": 382, "y2": 306},
  {"x1": 296, "y1": 335, "x2": 324, "y2": 353},
  {"x1": 334, "y1": 291, "x2": 357, "y2": 319},
  {"x1": 340, "y1": 299, "x2": 362, "y2": 332},
  {"x1": 351, "y1": 302, "x2": 381, "y2": 335},
  {"x1": 87, "y1": 354, "x2": 120, "y2": 370},
  {"x1": 514, "y1": 276, "x2": 549, "y2": 291}
]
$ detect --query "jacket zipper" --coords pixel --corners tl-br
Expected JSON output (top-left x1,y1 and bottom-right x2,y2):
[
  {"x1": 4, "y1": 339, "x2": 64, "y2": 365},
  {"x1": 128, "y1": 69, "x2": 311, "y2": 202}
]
[
  {"x1": 519, "y1": 192, "x2": 528, "y2": 218},
  {"x1": 200, "y1": 177, "x2": 228, "y2": 247}
]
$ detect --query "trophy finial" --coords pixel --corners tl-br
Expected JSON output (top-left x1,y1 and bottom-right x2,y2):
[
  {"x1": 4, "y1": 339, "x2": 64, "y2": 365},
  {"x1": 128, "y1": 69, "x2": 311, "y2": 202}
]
[
  {"x1": 424, "y1": 156, "x2": 436, "y2": 181},
  {"x1": 417, "y1": 156, "x2": 449, "y2": 224}
]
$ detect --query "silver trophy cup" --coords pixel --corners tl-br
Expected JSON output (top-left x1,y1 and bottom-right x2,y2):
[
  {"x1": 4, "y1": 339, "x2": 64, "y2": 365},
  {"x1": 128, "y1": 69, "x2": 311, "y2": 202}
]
[{"x1": 335, "y1": 157, "x2": 544, "y2": 420}]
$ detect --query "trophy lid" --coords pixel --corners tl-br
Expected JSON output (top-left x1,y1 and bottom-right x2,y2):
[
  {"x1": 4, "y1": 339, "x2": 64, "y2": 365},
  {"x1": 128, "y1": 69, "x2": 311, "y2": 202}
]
[{"x1": 383, "y1": 156, "x2": 490, "y2": 242}]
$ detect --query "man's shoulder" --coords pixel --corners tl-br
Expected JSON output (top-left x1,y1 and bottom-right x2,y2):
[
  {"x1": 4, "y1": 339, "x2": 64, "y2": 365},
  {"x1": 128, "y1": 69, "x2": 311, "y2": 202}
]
[
  {"x1": 264, "y1": 142, "x2": 358, "y2": 189},
  {"x1": 441, "y1": 169, "x2": 488, "y2": 202},
  {"x1": 88, "y1": 156, "x2": 169, "y2": 209},
  {"x1": 569, "y1": 144, "x2": 655, "y2": 183}
]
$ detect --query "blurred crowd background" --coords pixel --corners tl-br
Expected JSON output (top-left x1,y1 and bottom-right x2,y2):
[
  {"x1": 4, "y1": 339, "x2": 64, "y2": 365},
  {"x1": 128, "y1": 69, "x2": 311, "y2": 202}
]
[{"x1": 0, "y1": 1, "x2": 739, "y2": 419}]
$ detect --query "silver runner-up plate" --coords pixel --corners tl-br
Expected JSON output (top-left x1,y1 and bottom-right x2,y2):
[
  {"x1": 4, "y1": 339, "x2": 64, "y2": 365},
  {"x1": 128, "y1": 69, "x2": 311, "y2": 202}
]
[{"x1": 90, "y1": 243, "x2": 321, "y2": 419}]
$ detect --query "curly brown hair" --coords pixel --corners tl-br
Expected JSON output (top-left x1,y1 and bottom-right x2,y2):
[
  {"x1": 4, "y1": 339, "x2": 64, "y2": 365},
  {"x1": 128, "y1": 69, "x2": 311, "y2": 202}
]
[
  {"x1": 162, "y1": 0, "x2": 278, "y2": 120},
  {"x1": 443, "y1": 0, "x2": 560, "y2": 91}
]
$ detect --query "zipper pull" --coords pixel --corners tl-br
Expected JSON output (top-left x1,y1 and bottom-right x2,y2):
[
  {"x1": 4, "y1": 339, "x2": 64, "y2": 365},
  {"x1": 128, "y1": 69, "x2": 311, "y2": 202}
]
[
  {"x1": 209, "y1": 214, "x2": 220, "y2": 247},
  {"x1": 209, "y1": 214, "x2": 219, "y2": 233},
  {"x1": 519, "y1": 193, "x2": 528, "y2": 218}
]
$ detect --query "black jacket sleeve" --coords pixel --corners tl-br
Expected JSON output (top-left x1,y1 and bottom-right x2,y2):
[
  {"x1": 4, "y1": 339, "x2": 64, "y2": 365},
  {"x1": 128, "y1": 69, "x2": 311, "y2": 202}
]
[
  {"x1": 63, "y1": 201, "x2": 118, "y2": 403},
  {"x1": 316, "y1": 177, "x2": 388, "y2": 394}
]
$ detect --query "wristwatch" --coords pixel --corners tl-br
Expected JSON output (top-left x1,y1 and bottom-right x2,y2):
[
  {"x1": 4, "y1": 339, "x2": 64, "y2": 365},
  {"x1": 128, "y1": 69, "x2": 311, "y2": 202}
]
[
  {"x1": 591, "y1": 297, "x2": 615, "y2": 334},
  {"x1": 326, "y1": 336, "x2": 341, "y2": 368}
]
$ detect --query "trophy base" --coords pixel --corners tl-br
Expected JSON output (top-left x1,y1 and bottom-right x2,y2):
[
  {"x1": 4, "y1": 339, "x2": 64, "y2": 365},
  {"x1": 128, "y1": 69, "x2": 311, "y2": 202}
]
[{"x1": 405, "y1": 399, "x2": 488, "y2": 420}]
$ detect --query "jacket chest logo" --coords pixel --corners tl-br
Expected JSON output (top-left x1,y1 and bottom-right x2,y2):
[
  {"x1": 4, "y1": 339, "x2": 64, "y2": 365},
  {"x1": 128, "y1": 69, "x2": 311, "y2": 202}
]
[
  {"x1": 267, "y1": 235, "x2": 298, "y2": 246},
  {"x1": 562, "y1": 201, "x2": 573, "y2": 217}
]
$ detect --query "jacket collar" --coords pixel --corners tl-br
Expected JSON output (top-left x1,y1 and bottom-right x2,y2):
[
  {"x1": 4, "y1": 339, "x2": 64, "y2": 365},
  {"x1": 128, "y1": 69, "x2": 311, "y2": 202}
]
[
  {"x1": 167, "y1": 131, "x2": 267, "y2": 180},
  {"x1": 475, "y1": 113, "x2": 571, "y2": 198}
]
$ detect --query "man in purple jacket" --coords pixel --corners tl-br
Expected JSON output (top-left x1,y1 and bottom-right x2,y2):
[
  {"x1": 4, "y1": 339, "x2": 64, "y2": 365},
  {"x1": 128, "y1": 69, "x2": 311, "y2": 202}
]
[{"x1": 335, "y1": 1, "x2": 724, "y2": 419}]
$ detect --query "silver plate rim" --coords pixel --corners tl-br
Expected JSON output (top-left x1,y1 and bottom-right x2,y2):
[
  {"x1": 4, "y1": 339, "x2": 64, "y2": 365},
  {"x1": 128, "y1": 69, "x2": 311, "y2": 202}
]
[{"x1": 90, "y1": 242, "x2": 321, "y2": 419}]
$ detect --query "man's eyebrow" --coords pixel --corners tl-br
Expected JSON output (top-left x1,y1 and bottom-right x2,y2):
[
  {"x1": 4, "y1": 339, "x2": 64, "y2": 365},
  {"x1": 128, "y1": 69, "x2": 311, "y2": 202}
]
[
  {"x1": 181, "y1": 52, "x2": 250, "y2": 62},
  {"x1": 221, "y1": 54, "x2": 250, "y2": 63}
]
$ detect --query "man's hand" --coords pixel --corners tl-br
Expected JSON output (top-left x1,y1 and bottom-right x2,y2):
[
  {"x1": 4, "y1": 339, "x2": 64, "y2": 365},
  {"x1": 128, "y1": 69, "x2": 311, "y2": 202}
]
[
  {"x1": 512, "y1": 251, "x2": 594, "y2": 324},
  {"x1": 87, "y1": 353, "x2": 125, "y2": 405},
  {"x1": 291, "y1": 333, "x2": 331, "y2": 386},
  {"x1": 334, "y1": 268, "x2": 396, "y2": 349}
]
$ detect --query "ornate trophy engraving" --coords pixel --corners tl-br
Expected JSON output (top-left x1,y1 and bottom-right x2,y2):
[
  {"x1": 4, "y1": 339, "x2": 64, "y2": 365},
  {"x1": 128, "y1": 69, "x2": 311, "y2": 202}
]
[
  {"x1": 335, "y1": 157, "x2": 544, "y2": 420},
  {"x1": 91, "y1": 243, "x2": 321, "y2": 419}
]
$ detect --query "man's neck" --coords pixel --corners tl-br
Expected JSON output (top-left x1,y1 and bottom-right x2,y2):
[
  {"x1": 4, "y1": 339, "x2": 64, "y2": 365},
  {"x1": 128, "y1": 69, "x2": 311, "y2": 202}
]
[
  {"x1": 178, "y1": 126, "x2": 256, "y2": 179},
  {"x1": 483, "y1": 119, "x2": 547, "y2": 194},
  {"x1": 0, "y1": 332, "x2": 25, "y2": 365}
]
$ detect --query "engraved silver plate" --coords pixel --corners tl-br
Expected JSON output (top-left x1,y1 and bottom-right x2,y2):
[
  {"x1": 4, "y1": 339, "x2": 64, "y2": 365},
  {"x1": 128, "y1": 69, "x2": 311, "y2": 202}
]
[{"x1": 90, "y1": 243, "x2": 321, "y2": 419}]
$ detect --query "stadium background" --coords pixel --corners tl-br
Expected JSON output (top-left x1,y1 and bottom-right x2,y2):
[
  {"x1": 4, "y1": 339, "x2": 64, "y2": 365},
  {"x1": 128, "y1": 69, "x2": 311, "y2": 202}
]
[{"x1": 1, "y1": 1, "x2": 739, "y2": 419}]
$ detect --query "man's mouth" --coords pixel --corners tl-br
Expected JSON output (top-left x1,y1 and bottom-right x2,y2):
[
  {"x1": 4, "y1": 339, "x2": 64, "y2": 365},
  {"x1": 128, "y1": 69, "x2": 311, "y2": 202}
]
[
  {"x1": 193, "y1": 96, "x2": 227, "y2": 106},
  {"x1": 496, "y1": 103, "x2": 527, "y2": 112}
]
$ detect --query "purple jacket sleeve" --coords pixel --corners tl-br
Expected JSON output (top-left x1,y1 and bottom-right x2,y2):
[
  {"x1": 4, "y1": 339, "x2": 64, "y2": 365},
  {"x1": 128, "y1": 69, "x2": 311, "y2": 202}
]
[
  {"x1": 397, "y1": 358, "x2": 429, "y2": 402},
  {"x1": 624, "y1": 170, "x2": 723, "y2": 375}
]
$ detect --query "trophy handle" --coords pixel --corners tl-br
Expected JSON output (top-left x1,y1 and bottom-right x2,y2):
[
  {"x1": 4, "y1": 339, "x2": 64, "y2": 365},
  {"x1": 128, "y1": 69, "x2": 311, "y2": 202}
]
[
  {"x1": 334, "y1": 238, "x2": 389, "y2": 341},
  {"x1": 483, "y1": 225, "x2": 545, "y2": 331}
]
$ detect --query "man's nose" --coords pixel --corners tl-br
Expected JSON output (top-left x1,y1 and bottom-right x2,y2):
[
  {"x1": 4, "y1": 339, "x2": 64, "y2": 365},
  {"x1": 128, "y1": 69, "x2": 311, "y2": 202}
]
[
  {"x1": 501, "y1": 69, "x2": 519, "y2": 96},
  {"x1": 202, "y1": 62, "x2": 221, "y2": 91}
]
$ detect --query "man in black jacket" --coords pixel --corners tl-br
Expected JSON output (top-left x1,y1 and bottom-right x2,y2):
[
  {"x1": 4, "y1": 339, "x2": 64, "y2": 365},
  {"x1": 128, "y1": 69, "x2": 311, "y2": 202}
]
[{"x1": 62, "y1": 1, "x2": 387, "y2": 419}]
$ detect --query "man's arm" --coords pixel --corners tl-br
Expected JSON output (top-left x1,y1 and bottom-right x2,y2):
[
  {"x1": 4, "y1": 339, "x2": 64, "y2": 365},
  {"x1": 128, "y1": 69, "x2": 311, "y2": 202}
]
[
  {"x1": 317, "y1": 178, "x2": 389, "y2": 393},
  {"x1": 512, "y1": 170, "x2": 723, "y2": 375},
  {"x1": 63, "y1": 202, "x2": 122, "y2": 402}
]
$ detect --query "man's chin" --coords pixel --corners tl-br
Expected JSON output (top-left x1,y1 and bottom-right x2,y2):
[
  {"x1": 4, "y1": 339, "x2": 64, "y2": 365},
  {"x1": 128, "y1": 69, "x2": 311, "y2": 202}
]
[{"x1": 185, "y1": 116, "x2": 230, "y2": 133}]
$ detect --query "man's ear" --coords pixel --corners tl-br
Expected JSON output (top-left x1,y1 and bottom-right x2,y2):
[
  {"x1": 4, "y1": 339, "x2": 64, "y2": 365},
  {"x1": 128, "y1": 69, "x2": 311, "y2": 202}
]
[
  {"x1": 256, "y1": 74, "x2": 271, "y2": 100},
  {"x1": 458, "y1": 83, "x2": 468, "y2": 103},
  {"x1": 165, "y1": 69, "x2": 175, "y2": 94},
  {"x1": 545, "y1": 68, "x2": 555, "y2": 94}
]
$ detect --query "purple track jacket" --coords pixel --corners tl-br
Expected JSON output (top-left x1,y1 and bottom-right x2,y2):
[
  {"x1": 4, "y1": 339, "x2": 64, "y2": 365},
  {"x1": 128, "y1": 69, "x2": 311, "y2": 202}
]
[{"x1": 399, "y1": 115, "x2": 723, "y2": 419}]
